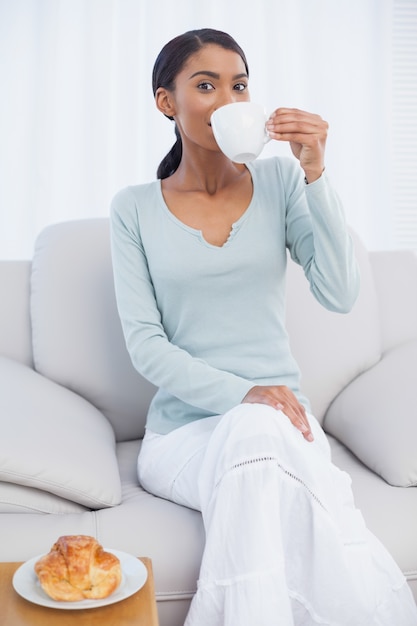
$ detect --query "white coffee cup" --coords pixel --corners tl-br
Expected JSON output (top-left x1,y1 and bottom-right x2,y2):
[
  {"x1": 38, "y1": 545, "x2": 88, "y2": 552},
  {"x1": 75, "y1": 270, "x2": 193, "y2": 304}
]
[{"x1": 210, "y1": 101, "x2": 270, "y2": 163}]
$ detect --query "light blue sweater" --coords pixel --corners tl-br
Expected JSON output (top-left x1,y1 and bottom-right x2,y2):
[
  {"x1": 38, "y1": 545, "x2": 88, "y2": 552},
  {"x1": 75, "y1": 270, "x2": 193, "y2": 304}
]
[{"x1": 110, "y1": 157, "x2": 359, "y2": 434}]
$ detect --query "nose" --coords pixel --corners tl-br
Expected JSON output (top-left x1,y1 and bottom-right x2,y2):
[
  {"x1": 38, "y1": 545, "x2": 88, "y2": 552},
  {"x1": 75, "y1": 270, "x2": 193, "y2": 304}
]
[
  {"x1": 225, "y1": 92, "x2": 241, "y2": 106},
  {"x1": 213, "y1": 93, "x2": 239, "y2": 116},
  {"x1": 219, "y1": 85, "x2": 245, "y2": 108}
]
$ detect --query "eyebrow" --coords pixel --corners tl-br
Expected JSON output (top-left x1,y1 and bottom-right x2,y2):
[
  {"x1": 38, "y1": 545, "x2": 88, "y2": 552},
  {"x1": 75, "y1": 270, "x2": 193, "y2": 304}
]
[{"x1": 189, "y1": 70, "x2": 248, "y2": 80}]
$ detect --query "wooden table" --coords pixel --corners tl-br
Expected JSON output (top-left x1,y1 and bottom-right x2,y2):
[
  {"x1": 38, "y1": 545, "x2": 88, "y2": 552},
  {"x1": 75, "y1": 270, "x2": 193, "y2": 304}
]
[{"x1": 0, "y1": 557, "x2": 159, "y2": 626}]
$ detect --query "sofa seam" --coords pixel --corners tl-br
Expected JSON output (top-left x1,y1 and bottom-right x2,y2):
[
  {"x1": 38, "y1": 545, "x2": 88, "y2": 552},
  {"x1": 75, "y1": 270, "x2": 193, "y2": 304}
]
[
  {"x1": 155, "y1": 591, "x2": 195, "y2": 601},
  {"x1": 0, "y1": 471, "x2": 119, "y2": 508}
]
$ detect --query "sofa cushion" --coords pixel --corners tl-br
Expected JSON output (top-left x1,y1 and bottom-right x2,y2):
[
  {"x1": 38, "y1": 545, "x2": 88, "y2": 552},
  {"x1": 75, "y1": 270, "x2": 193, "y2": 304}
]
[
  {"x1": 0, "y1": 482, "x2": 87, "y2": 514},
  {"x1": 369, "y1": 249, "x2": 417, "y2": 352},
  {"x1": 30, "y1": 219, "x2": 156, "y2": 442},
  {"x1": 324, "y1": 339, "x2": 417, "y2": 487},
  {"x1": 328, "y1": 435, "x2": 417, "y2": 581},
  {"x1": 0, "y1": 356, "x2": 122, "y2": 508},
  {"x1": 0, "y1": 261, "x2": 32, "y2": 366},
  {"x1": 285, "y1": 230, "x2": 382, "y2": 422}
]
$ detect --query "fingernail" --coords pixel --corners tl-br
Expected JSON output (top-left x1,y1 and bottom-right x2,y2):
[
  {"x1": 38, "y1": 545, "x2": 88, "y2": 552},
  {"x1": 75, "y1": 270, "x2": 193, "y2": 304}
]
[{"x1": 306, "y1": 433, "x2": 314, "y2": 442}]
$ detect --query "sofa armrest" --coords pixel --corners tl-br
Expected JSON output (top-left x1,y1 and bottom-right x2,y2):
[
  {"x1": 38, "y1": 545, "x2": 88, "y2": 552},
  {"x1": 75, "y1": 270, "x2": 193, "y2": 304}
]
[
  {"x1": 0, "y1": 261, "x2": 32, "y2": 365},
  {"x1": 369, "y1": 249, "x2": 417, "y2": 352},
  {"x1": 324, "y1": 338, "x2": 417, "y2": 487}
]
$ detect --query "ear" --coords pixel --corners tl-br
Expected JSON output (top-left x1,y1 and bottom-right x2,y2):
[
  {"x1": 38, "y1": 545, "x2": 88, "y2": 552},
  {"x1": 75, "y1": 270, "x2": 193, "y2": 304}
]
[{"x1": 155, "y1": 87, "x2": 176, "y2": 118}]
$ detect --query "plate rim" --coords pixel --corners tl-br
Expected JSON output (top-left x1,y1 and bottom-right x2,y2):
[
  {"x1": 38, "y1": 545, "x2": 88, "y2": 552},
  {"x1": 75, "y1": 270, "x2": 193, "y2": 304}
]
[{"x1": 12, "y1": 548, "x2": 148, "y2": 610}]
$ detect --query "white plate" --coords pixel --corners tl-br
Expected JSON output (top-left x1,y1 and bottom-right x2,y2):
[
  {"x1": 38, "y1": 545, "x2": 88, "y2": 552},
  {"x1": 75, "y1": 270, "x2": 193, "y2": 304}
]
[{"x1": 12, "y1": 549, "x2": 148, "y2": 610}]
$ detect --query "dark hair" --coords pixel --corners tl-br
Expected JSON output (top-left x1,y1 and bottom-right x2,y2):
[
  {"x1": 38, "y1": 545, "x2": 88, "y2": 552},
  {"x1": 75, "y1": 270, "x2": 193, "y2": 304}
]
[{"x1": 153, "y1": 29, "x2": 249, "y2": 179}]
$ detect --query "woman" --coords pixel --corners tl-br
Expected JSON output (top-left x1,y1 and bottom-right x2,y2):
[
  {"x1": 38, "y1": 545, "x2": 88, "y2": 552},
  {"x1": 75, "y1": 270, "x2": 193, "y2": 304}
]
[{"x1": 110, "y1": 28, "x2": 417, "y2": 626}]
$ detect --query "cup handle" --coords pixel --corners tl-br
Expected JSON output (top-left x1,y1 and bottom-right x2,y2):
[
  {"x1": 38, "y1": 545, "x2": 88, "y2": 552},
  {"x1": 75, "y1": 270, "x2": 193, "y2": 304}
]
[{"x1": 264, "y1": 112, "x2": 272, "y2": 144}]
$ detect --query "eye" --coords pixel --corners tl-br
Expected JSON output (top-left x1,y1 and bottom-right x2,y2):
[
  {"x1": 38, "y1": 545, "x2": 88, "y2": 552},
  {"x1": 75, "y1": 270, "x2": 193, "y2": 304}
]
[
  {"x1": 234, "y1": 82, "x2": 248, "y2": 92},
  {"x1": 197, "y1": 82, "x2": 215, "y2": 91}
]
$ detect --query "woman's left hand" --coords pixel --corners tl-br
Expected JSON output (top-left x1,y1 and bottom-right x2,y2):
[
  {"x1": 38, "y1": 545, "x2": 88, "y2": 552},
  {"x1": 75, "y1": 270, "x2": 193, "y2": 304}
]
[{"x1": 266, "y1": 108, "x2": 328, "y2": 183}]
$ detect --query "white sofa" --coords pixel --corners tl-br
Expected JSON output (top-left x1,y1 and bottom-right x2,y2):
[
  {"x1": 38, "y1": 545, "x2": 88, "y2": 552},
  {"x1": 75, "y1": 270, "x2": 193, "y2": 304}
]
[{"x1": 0, "y1": 218, "x2": 416, "y2": 625}]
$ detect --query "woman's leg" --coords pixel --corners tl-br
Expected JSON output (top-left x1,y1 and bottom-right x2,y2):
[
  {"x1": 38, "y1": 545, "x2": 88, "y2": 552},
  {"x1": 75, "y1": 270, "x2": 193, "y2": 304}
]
[
  {"x1": 138, "y1": 413, "x2": 222, "y2": 511},
  {"x1": 138, "y1": 404, "x2": 417, "y2": 626}
]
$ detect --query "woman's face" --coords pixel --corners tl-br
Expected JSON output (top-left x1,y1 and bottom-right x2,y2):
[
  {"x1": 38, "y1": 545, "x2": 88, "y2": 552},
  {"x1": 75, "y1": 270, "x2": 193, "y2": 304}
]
[{"x1": 158, "y1": 44, "x2": 250, "y2": 154}]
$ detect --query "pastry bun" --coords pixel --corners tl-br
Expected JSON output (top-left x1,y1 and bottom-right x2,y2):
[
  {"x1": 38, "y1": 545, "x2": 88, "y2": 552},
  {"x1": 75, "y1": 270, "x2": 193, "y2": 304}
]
[{"x1": 34, "y1": 535, "x2": 122, "y2": 601}]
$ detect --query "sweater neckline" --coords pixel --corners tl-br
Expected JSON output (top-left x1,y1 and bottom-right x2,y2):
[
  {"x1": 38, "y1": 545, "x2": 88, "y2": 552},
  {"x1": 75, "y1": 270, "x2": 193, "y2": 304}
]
[{"x1": 156, "y1": 163, "x2": 257, "y2": 249}]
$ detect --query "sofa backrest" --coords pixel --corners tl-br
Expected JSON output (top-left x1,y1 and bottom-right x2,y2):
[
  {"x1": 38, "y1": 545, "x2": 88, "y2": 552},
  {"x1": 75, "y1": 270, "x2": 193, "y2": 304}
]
[
  {"x1": 30, "y1": 219, "x2": 156, "y2": 442},
  {"x1": 369, "y1": 249, "x2": 417, "y2": 352},
  {"x1": 285, "y1": 230, "x2": 382, "y2": 422},
  {"x1": 30, "y1": 219, "x2": 382, "y2": 439},
  {"x1": 0, "y1": 261, "x2": 33, "y2": 367}
]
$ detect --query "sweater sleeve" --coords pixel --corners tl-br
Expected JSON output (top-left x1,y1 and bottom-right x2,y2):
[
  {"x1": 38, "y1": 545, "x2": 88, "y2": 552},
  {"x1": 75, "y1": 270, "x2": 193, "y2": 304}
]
[
  {"x1": 284, "y1": 168, "x2": 360, "y2": 313},
  {"x1": 110, "y1": 188, "x2": 254, "y2": 415}
]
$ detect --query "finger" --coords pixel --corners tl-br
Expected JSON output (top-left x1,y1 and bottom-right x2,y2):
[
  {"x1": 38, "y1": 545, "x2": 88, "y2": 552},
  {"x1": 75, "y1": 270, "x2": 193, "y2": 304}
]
[
  {"x1": 269, "y1": 107, "x2": 309, "y2": 118},
  {"x1": 267, "y1": 131, "x2": 324, "y2": 144},
  {"x1": 268, "y1": 108, "x2": 325, "y2": 124},
  {"x1": 266, "y1": 115, "x2": 328, "y2": 137},
  {"x1": 266, "y1": 124, "x2": 327, "y2": 144},
  {"x1": 298, "y1": 413, "x2": 314, "y2": 442},
  {"x1": 299, "y1": 419, "x2": 314, "y2": 442},
  {"x1": 266, "y1": 120, "x2": 327, "y2": 135},
  {"x1": 242, "y1": 388, "x2": 285, "y2": 411},
  {"x1": 267, "y1": 121, "x2": 326, "y2": 134},
  {"x1": 281, "y1": 405, "x2": 314, "y2": 442},
  {"x1": 292, "y1": 415, "x2": 314, "y2": 442}
]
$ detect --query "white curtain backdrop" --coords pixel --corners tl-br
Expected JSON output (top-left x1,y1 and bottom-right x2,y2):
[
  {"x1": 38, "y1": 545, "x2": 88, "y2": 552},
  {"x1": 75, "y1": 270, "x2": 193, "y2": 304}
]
[{"x1": 0, "y1": 0, "x2": 394, "y2": 259}]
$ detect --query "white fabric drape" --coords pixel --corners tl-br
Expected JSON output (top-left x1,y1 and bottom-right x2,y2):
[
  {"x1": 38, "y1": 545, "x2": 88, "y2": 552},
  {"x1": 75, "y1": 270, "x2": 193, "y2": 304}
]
[
  {"x1": 0, "y1": 0, "x2": 397, "y2": 259},
  {"x1": 137, "y1": 405, "x2": 417, "y2": 625}
]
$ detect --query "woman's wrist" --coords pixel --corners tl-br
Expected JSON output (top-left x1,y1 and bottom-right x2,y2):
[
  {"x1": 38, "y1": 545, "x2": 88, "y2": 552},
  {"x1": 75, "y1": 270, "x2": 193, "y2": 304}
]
[{"x1": 303, "y1": 167, "x2": 325, "y2": 184}]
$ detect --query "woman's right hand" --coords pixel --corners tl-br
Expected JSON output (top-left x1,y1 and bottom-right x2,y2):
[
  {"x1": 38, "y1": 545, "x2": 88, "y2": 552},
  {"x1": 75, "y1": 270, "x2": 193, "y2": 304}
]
[{"x1": 242, "y1": 385, "x2": 314, "y2": 442}]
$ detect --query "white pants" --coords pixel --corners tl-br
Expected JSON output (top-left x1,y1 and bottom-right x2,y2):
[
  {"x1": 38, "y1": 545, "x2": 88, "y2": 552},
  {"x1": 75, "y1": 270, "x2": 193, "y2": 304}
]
[{"x1": 138, "y1": 404, "x2": 417, "y2": 626}]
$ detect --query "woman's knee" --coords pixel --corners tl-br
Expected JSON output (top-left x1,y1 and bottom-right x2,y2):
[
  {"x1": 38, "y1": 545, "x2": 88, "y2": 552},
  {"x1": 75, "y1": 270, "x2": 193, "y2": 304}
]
[
  {"x1": 205, "y1": 404, "x2": 296, "y2": 471},
  {"x1": 210, "y1": 403, "x2": 329, "y2": 472},
  {"x1": 222, "y1": 404, "x2": 330, "y2": 458},
  {"x1": 221, "y1": 403, "x2": 297, "y2": 441}
]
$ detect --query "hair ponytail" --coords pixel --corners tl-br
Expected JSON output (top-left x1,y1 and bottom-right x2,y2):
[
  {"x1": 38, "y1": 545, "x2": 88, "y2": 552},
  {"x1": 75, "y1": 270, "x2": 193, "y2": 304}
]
[
  {"x1": 153, "y1": 29, "x2": 249, "y2": 179},
  {"x1": 157, "y1": 124, "x2": 182, "y2": 180}
]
